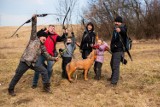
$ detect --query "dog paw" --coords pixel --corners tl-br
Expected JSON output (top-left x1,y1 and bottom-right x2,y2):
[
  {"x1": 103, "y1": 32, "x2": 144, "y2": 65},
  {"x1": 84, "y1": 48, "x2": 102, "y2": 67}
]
[
  {"x1": 84, "y1": 78, "x2": 88, "y2": 81},
  {"x1": 68, "y1": 79, "x2": 73, "y2": 83}
]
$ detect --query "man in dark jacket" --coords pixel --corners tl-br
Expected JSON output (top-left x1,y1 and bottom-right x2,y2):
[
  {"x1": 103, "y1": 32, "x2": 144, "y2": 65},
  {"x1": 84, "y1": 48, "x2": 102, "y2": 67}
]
[
  {"x1": 110, "y1": 16, "x2": 127, "y2": 86},
  {"x1": 8, "y1": 15, "x2": 58, "y2": 96},
  {"x1": 80, "y1": 22, "x2": 96, "y2": 59}
]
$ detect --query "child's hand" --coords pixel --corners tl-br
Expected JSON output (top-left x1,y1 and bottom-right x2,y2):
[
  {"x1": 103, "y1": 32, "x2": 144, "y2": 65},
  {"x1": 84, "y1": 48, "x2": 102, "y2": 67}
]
[
  {"x1": 92, "y1": 44, "x2": 99, "y2": 49},
  {"x1": 104, "y1": 46, "x2": 109, "y2": 51},
  {"x1": 63, "y1": 28, "x2": 68, "y2": 34},
  {"x1": 54, "y1": 57, "x2": 59, "y2": 61}
]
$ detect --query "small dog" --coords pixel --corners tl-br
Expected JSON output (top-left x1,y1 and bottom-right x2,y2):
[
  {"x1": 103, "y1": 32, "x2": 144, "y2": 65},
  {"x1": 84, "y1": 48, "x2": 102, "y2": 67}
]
[{"x1": 66, "y1": 50, "x2": 97, "y2": 82}]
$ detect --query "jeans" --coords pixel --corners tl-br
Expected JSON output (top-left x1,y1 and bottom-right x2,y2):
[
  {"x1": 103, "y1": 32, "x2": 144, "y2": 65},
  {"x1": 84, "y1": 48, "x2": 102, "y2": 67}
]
[
  {"x1": 110, "y1": 52, "x2": 123, "y2": 84},
  {"x1": 8, "y1": 61, "x2": 49, "y2": 90},
  {"x1": 32, "y1": 55, "x2": 55, "y2": 86}
]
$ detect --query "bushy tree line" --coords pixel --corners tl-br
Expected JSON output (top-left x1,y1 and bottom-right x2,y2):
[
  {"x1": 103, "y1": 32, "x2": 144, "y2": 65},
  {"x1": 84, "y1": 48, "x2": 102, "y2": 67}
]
[{"x1": 82, "y1": 0, "x2": 160, "y2": 40}]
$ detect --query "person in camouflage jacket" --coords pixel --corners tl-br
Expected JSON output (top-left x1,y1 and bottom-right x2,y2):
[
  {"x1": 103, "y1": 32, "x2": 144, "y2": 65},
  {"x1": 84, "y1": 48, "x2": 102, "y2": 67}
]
[{"x1": 8, "y1": 15, "x2": 58, "y2": 96}]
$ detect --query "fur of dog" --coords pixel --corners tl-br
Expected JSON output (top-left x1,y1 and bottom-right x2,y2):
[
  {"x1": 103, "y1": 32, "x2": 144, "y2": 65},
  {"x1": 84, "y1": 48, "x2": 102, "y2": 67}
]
[{"x1": 66, "y1": 50, "x2": 97, "y2": 82}]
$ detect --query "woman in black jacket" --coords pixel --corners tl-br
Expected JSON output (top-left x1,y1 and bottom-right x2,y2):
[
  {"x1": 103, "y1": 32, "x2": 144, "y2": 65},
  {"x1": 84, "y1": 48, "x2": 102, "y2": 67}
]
[{"x1": 80, "y1": 22, "x2": 96, "y2": 59}]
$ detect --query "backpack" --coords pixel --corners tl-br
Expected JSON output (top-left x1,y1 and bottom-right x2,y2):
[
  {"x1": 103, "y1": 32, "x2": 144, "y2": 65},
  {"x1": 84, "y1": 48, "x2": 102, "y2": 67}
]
[
  {"x1": 119, "y1": 33, "x2": 133, "y2": 61},
  {"x1": 125, "y1": 36, "x2": 132, "y2": 51}
]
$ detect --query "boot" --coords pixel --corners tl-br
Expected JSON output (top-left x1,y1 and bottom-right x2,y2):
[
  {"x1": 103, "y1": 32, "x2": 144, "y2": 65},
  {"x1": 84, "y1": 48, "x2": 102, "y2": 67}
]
[
  {"x1": 43, "y1": 83, "x2": 52, "y2": 93},
  {"x1": 94, "y1": 70, "x2": 98, "y2": 80},
  {"x1": 8, "y1": 89, "x2": 16, "y2": 96},
  {"x1": 97, "y1": 70, "x2": 101, "y2": 80},
  {"x1": 31, "y1": 84, "x2": 37, "y2": 89}
]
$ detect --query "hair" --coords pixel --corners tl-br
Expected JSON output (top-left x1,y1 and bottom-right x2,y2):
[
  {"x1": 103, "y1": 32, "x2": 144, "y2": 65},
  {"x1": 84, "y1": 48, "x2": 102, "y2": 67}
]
[
  {"x1": 37, "y1": 29, "x2": 48, "y2": 38},
  {"x1": 86, "y1": 22, "x2": 94, "y2": 31},
  {"x1": 67, "y1": 37, "x2": 72, "y2": 40},
  {"x1": 48, "y1": 24, "x2": 55, "y2": 27},
  {"x1": 98, "y1": 38, "x2": 103, "y2": 42},
  {"x1": 114, "y1": 16, "x2": 123, "y2": 23}
]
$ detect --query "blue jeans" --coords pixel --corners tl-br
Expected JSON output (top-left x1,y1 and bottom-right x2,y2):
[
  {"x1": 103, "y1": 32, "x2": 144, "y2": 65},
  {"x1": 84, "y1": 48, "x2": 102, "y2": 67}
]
[{"x1": 32, "y1": 55, "x2": 55, "y2": 86}]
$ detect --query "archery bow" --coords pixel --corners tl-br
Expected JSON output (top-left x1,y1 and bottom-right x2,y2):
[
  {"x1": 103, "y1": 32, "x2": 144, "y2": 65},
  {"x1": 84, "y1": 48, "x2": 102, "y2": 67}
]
[
  {"x1": 10, "y1": 19, "x2": 32, "y2": 38},
  {"x1": 10, "y1": 13, "x2": 65, "y2": 38},
  {"x1": 103, "y1": 2, "x2": 114, "y2": 22},
  {"x1": 81, "y1": 16, "x2": 90, "y2": 41},
  {"x1": 61, "y1": 7, "x2": 72, "y2": 56},
  {"x1": 62, "y1": 7, "x2": 71, "y2": 30}
]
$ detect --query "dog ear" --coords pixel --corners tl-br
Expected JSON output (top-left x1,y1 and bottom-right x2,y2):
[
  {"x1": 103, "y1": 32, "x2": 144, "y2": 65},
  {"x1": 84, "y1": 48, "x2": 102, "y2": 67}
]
[
  {"x1": 90, "y1": 54, "x2": 93, "y2": 59},
  {"x1": 92, "y1": 50, "x2": 96, "y2": 55},
  {"x1": 87, "y1": 52, "x2": 93, "y2": 59}
]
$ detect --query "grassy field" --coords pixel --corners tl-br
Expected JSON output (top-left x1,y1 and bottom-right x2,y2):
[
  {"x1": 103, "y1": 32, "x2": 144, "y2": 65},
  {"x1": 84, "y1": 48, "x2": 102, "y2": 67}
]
[{"x1": 0, "y1": 26, "x2": 160, "y2": 107}]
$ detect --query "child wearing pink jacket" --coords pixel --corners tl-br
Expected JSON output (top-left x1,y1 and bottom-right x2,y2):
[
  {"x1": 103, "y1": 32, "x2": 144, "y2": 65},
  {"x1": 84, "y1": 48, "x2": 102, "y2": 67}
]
[{"x1": 93, "y1": 39, "x2": 109, "y2": 80}]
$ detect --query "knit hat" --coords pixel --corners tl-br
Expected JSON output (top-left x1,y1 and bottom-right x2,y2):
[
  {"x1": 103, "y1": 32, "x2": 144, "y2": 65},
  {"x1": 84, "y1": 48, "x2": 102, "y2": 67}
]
[
  {"x1": 115, "y1": 16, "x2": 123, "y2": 23},
  {"x1": 37, "y1": 29, "x2": 48, "y2": 38}
]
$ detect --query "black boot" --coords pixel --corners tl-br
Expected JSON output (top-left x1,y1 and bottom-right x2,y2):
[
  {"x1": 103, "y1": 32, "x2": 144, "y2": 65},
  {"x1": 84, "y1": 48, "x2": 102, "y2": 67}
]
[
  {"x1": 8, "y1": 89, "x2": 16, "y2": 96},
  {"x1": 94, "y1": 70, "x2": 98, "y2": 80},
  {"x1": 94, "y1": 70, "x2": 101, "y2": 80},
  {"x1": 31, "y1": 85, "x2": 37, "y2": 89},
  {"x1": 43, "y1": 83, "x2": 52, "y2": 93},
  {"x1": 97, "y1": 69, "x2": 101, "y2": 80}
]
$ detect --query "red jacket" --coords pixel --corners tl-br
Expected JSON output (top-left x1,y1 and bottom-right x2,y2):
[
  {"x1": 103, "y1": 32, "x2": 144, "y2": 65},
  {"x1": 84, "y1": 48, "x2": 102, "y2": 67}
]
[{"x1": 44, "y1": 33, "x2": 58, "y2": 56}]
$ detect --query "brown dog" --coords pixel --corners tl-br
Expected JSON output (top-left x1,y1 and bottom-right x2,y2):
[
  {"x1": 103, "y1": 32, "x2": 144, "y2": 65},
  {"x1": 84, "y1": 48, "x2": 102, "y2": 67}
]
[{"x1": 66, "y1": 50, "x2": 97, "y2": 82}]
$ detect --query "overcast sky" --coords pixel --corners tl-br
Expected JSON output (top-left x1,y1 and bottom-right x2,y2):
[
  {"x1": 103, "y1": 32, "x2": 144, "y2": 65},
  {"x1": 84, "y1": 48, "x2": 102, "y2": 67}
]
[{"x1": 0, "y1": 0, "x2": 87, "y2": 26}]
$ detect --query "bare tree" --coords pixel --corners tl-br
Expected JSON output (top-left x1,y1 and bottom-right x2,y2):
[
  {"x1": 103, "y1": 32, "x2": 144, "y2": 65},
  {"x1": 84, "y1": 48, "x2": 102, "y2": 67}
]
[
  {"x1": 56, "y1": 0, "x2": 78, "y2": 31},
  {"x1": 83, "y1": 0, "x2": 160, "y2": 39}
]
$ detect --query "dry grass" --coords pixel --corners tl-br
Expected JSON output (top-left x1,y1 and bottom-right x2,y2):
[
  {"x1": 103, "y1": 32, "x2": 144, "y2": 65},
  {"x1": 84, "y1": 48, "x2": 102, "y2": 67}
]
[{"x1": 0, "y1": 26, "x2": 160, "y2": 107}]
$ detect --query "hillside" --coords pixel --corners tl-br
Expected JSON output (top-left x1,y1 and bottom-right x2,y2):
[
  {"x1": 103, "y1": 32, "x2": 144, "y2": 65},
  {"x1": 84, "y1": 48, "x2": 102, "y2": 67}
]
[{"x1": 0, "y1": 26, "x2": 160, "y2": 107}]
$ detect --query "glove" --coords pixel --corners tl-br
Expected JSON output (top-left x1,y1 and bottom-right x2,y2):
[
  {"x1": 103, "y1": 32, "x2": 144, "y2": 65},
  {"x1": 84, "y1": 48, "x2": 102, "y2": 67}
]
[
  {"x1": 104, "y1": 46, "x2": 109, "y2": 51},
  {"x1": 92, "y1": 45, "x2": 99, "y2": 49},
  {"x1": 121, "y1": 57, "x2": 127, "y2": 65},
  {"x1": 59, "y1": 48, "x2": 64, "y2": 52}
]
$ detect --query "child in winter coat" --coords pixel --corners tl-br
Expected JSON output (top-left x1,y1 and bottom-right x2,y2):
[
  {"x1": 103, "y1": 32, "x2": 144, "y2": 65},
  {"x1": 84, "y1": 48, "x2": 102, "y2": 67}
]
[
  {"x1": 59, "y1": 35, "x2": 76, "y2": 79},
  {"x1": 93, "y1": 39, "x2": 109, "y2": 80}
]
